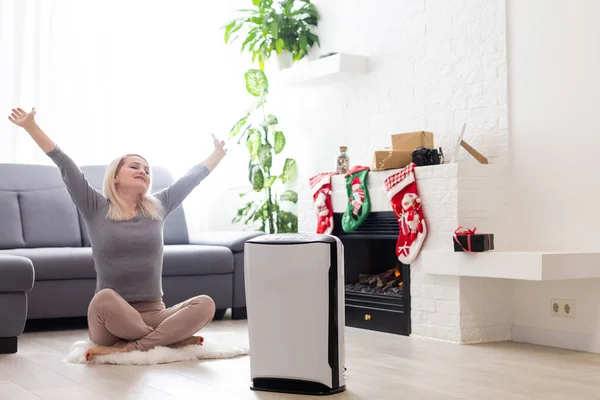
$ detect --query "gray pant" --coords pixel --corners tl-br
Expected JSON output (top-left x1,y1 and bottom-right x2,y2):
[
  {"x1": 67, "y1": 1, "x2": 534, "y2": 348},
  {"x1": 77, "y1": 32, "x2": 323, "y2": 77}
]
[{"x1": 87, "y1": 288, "x2": 216, "y2": 351}]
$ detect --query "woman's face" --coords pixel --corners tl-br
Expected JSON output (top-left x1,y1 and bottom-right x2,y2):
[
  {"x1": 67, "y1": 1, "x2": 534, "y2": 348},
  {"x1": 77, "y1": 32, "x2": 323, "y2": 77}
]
[{"x1": 115, "y1": 155, "x2": 150, "y2": 195}]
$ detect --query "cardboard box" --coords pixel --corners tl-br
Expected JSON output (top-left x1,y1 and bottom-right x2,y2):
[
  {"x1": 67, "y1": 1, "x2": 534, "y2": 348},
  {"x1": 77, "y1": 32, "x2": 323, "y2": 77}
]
[
  {"x1": 372, "y1": 150, "x2": 413, "y2": 171},
  {"x1": 391, "y1": 131, "x2": 434, "y2": 152}
]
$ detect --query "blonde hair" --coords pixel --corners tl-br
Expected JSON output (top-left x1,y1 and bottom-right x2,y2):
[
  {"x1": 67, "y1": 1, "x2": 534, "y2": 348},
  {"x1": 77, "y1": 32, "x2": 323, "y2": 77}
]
[{"x1": 102, "y1": 154, "x2": 164, "y2": 221}]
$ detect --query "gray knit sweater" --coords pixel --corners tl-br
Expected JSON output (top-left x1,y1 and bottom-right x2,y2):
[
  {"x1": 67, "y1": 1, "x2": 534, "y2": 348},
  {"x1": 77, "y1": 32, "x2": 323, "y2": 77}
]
[{"x1": 47, "y1": 146, "x2": 210, "y2": 302}]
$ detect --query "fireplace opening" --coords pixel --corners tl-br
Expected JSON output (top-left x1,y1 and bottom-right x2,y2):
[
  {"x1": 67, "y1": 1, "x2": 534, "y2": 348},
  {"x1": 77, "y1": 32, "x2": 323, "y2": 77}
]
[
  {"x1": 344, "y1": 238, "x2": 405, "y2": 298},
  {"x1": 332, "y1": 211, "x2": 410, "y2": 336}
]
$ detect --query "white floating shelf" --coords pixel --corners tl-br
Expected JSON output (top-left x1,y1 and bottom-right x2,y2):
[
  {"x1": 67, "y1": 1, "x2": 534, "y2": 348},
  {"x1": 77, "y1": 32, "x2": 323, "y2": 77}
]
[
  {"x1": 276, "y1": 53, "x2": 369, "y2": 85},
  {"x1": 421, "y1": 251, "x2": 600, "y2": 281}
]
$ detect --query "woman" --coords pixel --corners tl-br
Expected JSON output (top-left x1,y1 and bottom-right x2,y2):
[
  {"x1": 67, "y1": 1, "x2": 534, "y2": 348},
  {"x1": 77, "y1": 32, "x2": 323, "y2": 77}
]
[{"x1": 8, "y1": 107, "x2": 226, "y2": 361}]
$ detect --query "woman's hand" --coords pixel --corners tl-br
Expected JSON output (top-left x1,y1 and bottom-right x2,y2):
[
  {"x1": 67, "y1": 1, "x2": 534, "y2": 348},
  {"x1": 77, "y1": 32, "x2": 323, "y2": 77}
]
[
  {"x1": 201, "y1": 133, "x2": 227, "y2": 173},
  {"x1": 8, "y1": 107, "x2": 37, "y2": 129},
  {"x1": 212, "y1": 133, "x2": 227, "y2": 159},
  {"x1": 6, "y1": 107, "x2": 56, "y2": 153}
]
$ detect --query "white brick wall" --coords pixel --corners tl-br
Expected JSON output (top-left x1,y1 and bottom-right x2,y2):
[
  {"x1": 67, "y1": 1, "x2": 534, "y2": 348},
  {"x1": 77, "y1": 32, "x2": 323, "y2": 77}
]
[{"x1": 328, "y1": 162, "x2": 510, "y2": 343}]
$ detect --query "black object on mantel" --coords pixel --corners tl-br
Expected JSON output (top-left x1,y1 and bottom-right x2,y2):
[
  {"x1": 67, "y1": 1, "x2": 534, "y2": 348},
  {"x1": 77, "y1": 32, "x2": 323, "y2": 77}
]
[
  {"x1": 453, "y1": 227, "x2": 495, "y2": 252},
  {"x1": 332, "y1": 211, "x2": 411, "y2": 336}
]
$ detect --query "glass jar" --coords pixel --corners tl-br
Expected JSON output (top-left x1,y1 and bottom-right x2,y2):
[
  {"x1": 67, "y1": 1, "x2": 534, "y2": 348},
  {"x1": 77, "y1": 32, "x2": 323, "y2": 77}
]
[{"x1": 336, "y1": 146, "x2": 349, "y2": 174}]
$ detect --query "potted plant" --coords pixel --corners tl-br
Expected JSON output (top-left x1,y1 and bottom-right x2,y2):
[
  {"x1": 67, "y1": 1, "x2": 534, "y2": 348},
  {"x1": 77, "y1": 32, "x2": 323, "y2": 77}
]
[
  {"x1": 229, "y1": 69, "x2": 298, "y2": 233},
  {"x1": 223, "y1": 0, "x2": 320, "y2": 71}
]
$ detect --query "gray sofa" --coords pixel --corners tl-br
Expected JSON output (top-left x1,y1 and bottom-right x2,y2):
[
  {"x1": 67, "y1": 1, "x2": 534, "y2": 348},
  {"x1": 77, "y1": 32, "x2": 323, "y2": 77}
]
[
  {"x1": 0, "y1": 161, "x2": 262, "y2": 353},
  {"x1": 0, "y1": 255, "x2": 34, "y2": 353}
]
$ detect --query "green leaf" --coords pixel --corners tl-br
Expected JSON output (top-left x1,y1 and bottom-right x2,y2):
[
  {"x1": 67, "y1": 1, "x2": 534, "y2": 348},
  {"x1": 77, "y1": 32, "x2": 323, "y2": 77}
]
[
  {"x1": 307, "y1": 32, "x2": 319, "y2": 47},
  {"x1": 293, "y1": 49, "x2": 305, "y2": 61},
  {"x1": 303, "y1": 16, "x2": 318, "y2": 26},
  {"x1": 271, "y1": 22, "x2": 279, "y2": 38},
  {"x1": 299, "y1": 34, "x2": 308, "y2": 51},
  {"x1": 246, "y1": 128, "x2": 261, "y2": 161},
  {"x1": 280, "y1": 158, "x2": 297, "y2": 183},
  {"x1": 232, "y1": 201, "x2": 255, "y2": 224},
  {"x1": 224, "y1": 22, "x2": 243, "y2": 43},
  {"x1": 229, "y1": 115, "x2": 249, "y2": 138},
  {"x1": 259, "y1": 143, "x2": 273, "y2": 170},
  {"x1": 252, "y1": 0, "x2": 261, "y2": 6},
  {"x1": 282, "y1": 0, "x2": 294, "y2": 13},
  {"x1": 249, "y1": 164, "x2": 264, "y2": 191},
  {"x1": 276, "y1": 210, "x2": 298, "y2": 233},
  {"x1": 273, "y1": 131, "x2": 285, "y2": 154},
  {"x1": 241, "y1": 31, "x2": 257, "y2": 53},
  {"x1": 264, "y1": 176, "x2": 277, "y2": 188},
  {"x1": 264, "y1": 114, "x2": 278, "y2": 126},
  {"x1": 236, "y1": 125, "x2": 250, "y2": 144},
  {"x1": 280, "y1": 190, "x2": 298, "y2": 204},
  {"x1": 245, "y1": 69, "x2": 268, "y2": 96},
  {"x1": 275, "y1": 38, "x2": 284, "y2": 54},
  {"x1": 223, "y1": 21, "x2": 235, "y2": 42}
]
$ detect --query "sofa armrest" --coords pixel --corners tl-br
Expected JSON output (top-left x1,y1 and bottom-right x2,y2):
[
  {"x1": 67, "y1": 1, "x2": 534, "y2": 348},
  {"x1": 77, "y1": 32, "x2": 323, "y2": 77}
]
[
  {"x1": 189, "y1": 231, "x2": 265, "y2": 253},
  {"x1": 0, "y1": 255, "x2": 35, "y2": 293},
  {"x1": 189, "y1": 231, "x2": 265, "y2": 317}
]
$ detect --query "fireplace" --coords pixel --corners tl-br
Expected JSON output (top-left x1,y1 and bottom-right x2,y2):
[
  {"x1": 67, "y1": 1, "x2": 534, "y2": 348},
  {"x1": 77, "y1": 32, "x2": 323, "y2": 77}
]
[{"x1": 332, "y1": 211, "x2": 410, "y2": 336}]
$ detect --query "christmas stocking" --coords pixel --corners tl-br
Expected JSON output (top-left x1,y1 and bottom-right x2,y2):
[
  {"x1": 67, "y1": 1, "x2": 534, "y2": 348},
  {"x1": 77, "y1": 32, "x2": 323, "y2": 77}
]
[
  {"x1": 384, "y1": 163, "x2": 427, "y2": 264},
  {"x1": 310, "y1": 172, "x2": 338, "y2": 234},
  {"x1": 342, "y1": 166, "x2": 371, "y2": 232}
]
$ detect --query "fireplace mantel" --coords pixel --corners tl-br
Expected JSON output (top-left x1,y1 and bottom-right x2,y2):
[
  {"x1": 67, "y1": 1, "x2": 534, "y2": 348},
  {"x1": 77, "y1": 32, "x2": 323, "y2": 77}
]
[{"x1": 328, "y1": 162, "x2": 512, "y2": 344}]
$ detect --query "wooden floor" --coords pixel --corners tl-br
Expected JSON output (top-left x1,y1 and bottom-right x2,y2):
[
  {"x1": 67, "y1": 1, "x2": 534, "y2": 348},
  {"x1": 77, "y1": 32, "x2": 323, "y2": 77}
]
[{"x1": 2, "y1": 314, "x2": 600, "y2": 400}]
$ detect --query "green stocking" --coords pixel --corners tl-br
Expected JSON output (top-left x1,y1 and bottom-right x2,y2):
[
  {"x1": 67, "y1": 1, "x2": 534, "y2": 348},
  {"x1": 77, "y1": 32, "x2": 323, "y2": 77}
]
[{"x1": 342, "y1": 166, "x2": 371, "y2": 232}]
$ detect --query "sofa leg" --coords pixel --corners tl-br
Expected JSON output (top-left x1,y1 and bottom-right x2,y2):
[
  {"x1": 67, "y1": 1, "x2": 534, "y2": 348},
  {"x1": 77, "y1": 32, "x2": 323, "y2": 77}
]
[
  {"x1": 213, "y1": 309, "x2": 227, "y2": 321},
  {"x1": 232, "y1": 307, "x2": 247, "y2": 320},
  {"x1": 0, "y1": 337, "x2": 17, "y2": 354}
]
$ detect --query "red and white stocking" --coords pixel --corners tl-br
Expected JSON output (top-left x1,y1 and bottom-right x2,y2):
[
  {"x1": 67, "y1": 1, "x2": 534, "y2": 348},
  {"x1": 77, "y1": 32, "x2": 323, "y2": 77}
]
[
  {"x1": 310, "y1": 172, "x2": 337, "y2": 235},
  {"x1": 384, "y1": 163, "x2": 427, "y2": 264}
]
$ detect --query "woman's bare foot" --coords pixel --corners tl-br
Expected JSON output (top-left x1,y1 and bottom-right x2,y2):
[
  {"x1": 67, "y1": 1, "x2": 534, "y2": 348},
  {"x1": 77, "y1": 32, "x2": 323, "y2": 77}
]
[
  {"x1": 85, "y1": 345, "x2": 130, "y2": 361},
  {"x1": 113, "y1": 340, "x2": 131, "y2": 348},
  {"x1": 170, "y1": 335, "x2": 204, "y2": 348}
]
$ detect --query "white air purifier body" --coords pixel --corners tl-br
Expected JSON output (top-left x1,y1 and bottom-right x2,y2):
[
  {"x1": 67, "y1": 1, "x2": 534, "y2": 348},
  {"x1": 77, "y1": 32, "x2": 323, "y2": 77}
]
[{"x1": 244, "y1": 233, "x2": 346, "y2": 396}]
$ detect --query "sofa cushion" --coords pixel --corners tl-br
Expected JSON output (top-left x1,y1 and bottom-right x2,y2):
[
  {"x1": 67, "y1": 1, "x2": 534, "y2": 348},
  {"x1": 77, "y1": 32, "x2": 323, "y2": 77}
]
[
  {"x1": 0, "y1": 244, "x2": 234, "y2": 281},
  {"x1": 0, "y1": 248, "x2": 96, "y2": 280},
  {"x1": 20, "y1": 188, "x2": 82, "y2": 248},
  {"x1": 0, "y1": 163, "x2": 83, "y2": 249},
  {"x1": 0, "y1": 191, "x2": 25, "y2": 249},
  {"x1": 79, "y1": 165, "x2": 190, "y2": 246},
  {"x1": 163, "y1": 245, "x2": 233, "y2": 276}
]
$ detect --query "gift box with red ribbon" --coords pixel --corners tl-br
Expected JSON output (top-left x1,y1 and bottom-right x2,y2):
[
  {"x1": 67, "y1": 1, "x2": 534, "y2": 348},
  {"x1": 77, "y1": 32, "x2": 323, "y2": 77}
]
[{"x1": 453, "y1": 227, "x2": 494, "y2": 252}]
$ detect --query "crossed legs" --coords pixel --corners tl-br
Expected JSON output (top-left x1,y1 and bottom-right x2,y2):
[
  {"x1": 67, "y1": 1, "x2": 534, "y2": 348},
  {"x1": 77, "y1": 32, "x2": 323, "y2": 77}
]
[{"x1": 86, "y1": 289, "x2": 216, "y2": 360}]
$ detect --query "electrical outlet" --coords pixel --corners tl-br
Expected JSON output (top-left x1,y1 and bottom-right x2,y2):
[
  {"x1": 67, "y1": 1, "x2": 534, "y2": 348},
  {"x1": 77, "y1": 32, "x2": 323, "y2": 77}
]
[
  {"x1": 563, "y1": 299, "x2": 576, "y2": 318},
  {"x1": 551, "y1": 299, "x2": 561, "y2": 316},
  {"x1": 551, "y1": 298, "x2": 576, "y2": 318}
]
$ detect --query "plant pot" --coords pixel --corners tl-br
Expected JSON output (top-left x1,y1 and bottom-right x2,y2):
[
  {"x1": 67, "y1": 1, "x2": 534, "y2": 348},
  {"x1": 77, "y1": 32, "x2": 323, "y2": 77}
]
[{"x1": 271, "y1": 51, "x2": 293, "y2": 70}]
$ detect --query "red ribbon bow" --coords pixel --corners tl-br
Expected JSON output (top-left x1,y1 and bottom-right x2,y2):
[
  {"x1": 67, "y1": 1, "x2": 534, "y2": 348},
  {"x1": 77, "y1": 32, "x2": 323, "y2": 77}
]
[
  {"x1": 454, "y1": 226, "x2": 477, "y2": 252},
  {"x1": 453, "y1": 226, "x2": 492, "y2": 252},
  {"x1": 455, "y1": 226, "x2": 477, "y2": 235}
]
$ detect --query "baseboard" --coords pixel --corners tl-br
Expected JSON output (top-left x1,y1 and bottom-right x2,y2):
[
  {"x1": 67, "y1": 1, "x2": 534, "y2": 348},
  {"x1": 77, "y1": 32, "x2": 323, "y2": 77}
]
[
  {"x1": 409, "y1": 334, "x2": 461, "y2": 345},
  {"x1": 511, "y1": 325, "x2": 600, "y2": 353}
]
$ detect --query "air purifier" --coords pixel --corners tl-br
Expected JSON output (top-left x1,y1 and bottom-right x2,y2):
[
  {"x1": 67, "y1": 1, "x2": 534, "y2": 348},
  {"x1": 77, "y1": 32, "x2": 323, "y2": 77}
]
[{"x1": 244, "y1": 233, "x2": 346, "y2": 396}]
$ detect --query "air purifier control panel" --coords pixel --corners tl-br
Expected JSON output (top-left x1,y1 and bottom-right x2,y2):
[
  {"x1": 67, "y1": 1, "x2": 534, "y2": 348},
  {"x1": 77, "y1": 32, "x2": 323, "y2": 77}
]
[{"x1": 247, "y1": 233, "x2": 336, "y2": 245}]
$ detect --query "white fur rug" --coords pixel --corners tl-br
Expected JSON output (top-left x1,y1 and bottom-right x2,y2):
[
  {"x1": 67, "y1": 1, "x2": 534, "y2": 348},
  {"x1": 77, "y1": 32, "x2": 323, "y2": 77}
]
[{"x1": 65, "y1": 333, "x2": 249, "y2": 365}]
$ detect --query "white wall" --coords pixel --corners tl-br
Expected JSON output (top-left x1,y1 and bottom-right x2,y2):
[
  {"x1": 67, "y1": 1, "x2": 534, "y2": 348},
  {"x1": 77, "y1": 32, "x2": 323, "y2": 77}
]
[
  {"x1": 507, "y1": 0, "x2": 600, "y2": 348},
  {"x1": 263, "y1": 0, "x2": 509, "y2": 233}
]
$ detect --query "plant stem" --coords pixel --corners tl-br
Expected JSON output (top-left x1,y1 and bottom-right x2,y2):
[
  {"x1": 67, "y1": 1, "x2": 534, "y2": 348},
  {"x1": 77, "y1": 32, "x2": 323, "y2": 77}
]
[{"x1": 267, "y1": 187, "x2": 275, "y2": 233}]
